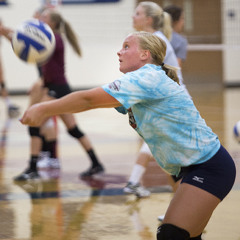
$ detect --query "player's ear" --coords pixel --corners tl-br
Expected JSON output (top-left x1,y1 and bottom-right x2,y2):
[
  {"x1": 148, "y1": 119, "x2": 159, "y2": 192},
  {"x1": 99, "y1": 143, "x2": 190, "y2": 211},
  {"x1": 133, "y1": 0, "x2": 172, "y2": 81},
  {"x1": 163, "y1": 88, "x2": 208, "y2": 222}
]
[
  {"x1": 146, "y1": 16, "x2": 153, "y2": 26},
  {"x1": 140, "y1": 50, "x2": 150, "y2": 60}
]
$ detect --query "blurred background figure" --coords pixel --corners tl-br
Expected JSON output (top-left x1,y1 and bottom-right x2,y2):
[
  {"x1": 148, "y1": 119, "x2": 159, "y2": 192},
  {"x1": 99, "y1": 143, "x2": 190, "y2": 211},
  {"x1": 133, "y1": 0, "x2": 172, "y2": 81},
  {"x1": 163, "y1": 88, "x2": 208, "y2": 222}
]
[
  {"x1": 30, "y1": 5, "x2": 60, "y2": 174},
  {"x1": 164, "y1": 5, "x2": 188, "y2": 68},
  {"x1": 0, "y1": 7, "x2": 104, "y2": 181},
  {"x1": 0, "y1": 7, "x2": 59, "y2": 180},
  {"x1": 14, "y1": 8, "x2": 103, "y2": 180}
]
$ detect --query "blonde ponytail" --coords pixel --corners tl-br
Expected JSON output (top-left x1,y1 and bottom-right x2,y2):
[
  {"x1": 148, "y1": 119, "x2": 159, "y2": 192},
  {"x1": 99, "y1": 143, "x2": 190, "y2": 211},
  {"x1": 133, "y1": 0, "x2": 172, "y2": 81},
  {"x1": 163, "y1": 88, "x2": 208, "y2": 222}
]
[
  {"x1": 161, "y1": 63, "x2": 179, "y2": 85},
  {"x1": 139, "y1": 2, "x2": 173, "y2": 40},
  {"x1": 162, "y1": 12, "x2": 172, "y2": 40},
  {"x1": 49, "y1": 10, "x2": 82, "y2": 57},
  {"x1": 63, "y1": 20, "x2": 82, "y2": 57}
]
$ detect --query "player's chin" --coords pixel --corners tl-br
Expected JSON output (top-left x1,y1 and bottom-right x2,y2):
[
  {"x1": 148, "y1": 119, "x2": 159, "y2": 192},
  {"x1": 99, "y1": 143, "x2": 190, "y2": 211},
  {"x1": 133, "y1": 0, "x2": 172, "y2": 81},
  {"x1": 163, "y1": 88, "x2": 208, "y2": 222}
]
[{"x1": 119, "y1": 65, "x2": 127, "y2": 74}]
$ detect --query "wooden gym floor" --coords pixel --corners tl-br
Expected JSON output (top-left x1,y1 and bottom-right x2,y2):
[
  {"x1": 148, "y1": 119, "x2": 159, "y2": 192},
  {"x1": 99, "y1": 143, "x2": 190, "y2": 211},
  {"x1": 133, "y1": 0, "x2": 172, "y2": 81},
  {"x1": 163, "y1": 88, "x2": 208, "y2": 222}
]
[{"x1": 0, "y1": 84, "x2": 240, "y2": 240}]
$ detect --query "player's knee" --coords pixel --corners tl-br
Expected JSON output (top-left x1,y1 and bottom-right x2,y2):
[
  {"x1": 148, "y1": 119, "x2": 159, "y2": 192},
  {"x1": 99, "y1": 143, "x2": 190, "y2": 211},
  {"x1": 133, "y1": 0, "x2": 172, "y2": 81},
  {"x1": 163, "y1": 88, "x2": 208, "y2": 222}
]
[
  {"x1": 43, "y1": 118, "x2": 55, "y2": 128},
  {"x1": 28, "y1": 126, "x2": 41, "y2": 137},
  {"x1": 68, "y1": 126, "x2": 84, "y2": 139},
  {"x1": 157, "y1": 224, "x2": 190, "y2": 240}
]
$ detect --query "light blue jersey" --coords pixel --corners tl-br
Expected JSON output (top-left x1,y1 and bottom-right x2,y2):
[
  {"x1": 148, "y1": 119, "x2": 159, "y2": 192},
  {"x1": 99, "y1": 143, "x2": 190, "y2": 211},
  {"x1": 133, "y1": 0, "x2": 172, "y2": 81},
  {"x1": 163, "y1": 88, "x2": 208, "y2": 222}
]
[{"x1": 102, "y1": 64, "x2": 220, "y2": 175}]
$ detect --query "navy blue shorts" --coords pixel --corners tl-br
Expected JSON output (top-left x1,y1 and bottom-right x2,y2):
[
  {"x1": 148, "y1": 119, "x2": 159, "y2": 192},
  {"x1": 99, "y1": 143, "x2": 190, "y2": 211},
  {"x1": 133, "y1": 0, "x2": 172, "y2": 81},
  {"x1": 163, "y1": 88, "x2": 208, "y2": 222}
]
[{"x1": 180, "y1": 145, "x2": 236, "y2": 200}]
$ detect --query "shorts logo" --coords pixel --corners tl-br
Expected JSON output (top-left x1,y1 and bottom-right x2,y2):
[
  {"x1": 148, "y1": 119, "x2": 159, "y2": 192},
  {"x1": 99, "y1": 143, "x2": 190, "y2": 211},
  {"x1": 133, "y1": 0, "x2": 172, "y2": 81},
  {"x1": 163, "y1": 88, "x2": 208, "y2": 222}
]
[
  {"x1": 192, "y1": 176, "x2": 204, "y2": 183},
  {"x1": 108, "y1": 80, "x2": 121, "y2": 91}
]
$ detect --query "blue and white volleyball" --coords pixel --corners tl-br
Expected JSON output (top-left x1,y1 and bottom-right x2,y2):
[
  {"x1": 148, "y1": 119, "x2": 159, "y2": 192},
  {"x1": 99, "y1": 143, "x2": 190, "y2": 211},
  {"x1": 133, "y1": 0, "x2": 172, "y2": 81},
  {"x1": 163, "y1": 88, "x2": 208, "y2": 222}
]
[
  {"x1": 11, "y1": 19, "x2": 55, "y2": 64},
  {"x1": 233, "y1": 120, "x2": 240, "y2": 142}
]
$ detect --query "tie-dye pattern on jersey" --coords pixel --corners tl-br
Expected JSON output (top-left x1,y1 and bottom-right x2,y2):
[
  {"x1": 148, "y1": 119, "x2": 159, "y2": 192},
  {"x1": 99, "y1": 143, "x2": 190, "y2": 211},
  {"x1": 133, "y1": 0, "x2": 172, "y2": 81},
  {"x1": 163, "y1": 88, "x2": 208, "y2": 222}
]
[{"x1": 102, "y1": 64, "x2": 220, "y2": 175}]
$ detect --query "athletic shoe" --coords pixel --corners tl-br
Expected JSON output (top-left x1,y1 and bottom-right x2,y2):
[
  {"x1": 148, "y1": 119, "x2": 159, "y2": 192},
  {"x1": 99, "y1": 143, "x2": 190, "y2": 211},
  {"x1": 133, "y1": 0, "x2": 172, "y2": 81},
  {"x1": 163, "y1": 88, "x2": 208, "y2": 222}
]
[
  {"x1": 39, "y1": 151, "x2": 50, "y2": 159},
  {"x1": 8, "y1": 104, "x2": 20, "y2": 118},
  {"x1": 157, "y1": 215, "x2": 165, "y2": 221},
  {"x1": 38, "y1": 169, "x2": 60, "y2": 180},
  {"x1": 37, "y1": 157, "x2": 60, "y2": 169},
  {"x1": 14, "y1": 168, "x2": 40, "y2": 181},
  {"x1": 123, "y1": 182, "x2": 151, "y2": 198},
  {"x1": 80, "y1": 164, "x2": 104, "y2": 178}
]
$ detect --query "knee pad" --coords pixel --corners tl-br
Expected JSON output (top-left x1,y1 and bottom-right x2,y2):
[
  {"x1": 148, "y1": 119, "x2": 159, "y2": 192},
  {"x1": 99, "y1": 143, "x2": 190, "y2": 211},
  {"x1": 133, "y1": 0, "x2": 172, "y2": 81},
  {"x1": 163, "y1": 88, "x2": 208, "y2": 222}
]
[
  {"x1": 190, "y1": 234, "x2": 202, "y2": 240},
  {"x1": 68, "y1": 126, "x2": 84, "y2": 139},
  {"x1": 157, "y1": 224, "x2": 190, "y2": 240},
  {"x1": 28, "y1": 126, "x2": 41, "y2": 137}
]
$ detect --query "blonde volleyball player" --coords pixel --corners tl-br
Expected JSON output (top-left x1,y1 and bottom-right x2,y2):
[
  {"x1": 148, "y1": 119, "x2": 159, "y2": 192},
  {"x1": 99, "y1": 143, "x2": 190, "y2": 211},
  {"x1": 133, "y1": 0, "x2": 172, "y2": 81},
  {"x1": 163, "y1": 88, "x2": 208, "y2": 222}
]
[{"x1": 21, "y1": 31, "x2": 235, "y2": 240}]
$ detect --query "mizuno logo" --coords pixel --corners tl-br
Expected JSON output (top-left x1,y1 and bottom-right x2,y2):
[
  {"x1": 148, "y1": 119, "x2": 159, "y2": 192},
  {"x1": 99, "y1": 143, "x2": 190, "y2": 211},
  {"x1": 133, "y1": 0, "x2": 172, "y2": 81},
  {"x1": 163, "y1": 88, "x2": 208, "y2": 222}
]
[{"x1": 192, "y1": 176, "x2": 204, "y2": 183}]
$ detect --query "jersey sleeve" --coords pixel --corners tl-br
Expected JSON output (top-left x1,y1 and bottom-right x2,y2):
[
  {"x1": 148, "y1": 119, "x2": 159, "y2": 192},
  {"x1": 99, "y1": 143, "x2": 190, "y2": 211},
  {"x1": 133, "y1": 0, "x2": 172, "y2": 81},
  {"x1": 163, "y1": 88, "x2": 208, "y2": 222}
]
[{"x1": 115, "y1": 106, "x2": 128, "y2": 114}]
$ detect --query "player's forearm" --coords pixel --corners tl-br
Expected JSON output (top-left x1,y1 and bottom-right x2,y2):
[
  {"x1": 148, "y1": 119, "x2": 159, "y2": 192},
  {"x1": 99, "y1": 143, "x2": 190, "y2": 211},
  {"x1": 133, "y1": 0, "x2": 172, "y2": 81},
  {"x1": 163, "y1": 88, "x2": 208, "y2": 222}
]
[
  {"x1": 42, "y1": 87, "x2": 121, "y2": 117},
  {"x1": 41, "y1": 91, "x2": 93, "y2": 117},
  {"x1": 21, "y1": 87, "x2": 120, "y2": 126}
]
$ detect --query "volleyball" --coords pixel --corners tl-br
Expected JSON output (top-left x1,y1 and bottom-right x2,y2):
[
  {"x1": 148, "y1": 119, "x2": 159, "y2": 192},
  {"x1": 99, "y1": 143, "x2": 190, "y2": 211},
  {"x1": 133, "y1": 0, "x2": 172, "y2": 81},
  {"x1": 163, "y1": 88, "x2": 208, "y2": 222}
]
[
  {"x1": 11, "y1": 19, "x2": 56, "y2": 64},
  {"x1": 233, "y1": 121, "x2": 240, "y2": 142}
]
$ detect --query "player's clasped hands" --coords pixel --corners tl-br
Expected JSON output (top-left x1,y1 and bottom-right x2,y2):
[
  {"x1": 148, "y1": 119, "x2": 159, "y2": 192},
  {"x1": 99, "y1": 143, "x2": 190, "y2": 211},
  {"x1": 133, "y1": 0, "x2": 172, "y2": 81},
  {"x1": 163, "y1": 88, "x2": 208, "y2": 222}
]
[{"x1": 20, "y1": 103, "x2": 46, "y2": 126}]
